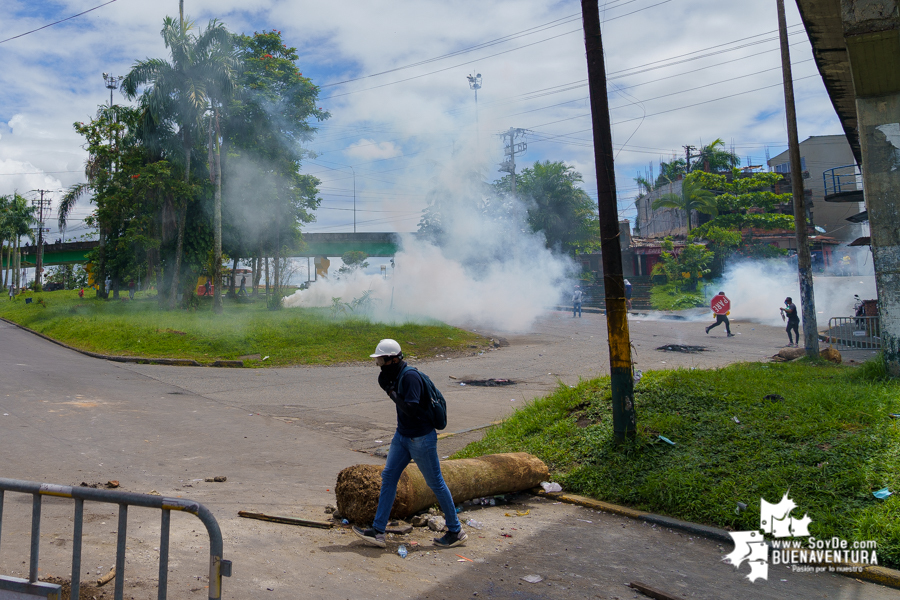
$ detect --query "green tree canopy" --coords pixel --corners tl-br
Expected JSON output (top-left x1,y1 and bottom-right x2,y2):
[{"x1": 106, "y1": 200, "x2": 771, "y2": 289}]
[{"x1": 651, "y1": 175, "x2": 717, "y2": 233}]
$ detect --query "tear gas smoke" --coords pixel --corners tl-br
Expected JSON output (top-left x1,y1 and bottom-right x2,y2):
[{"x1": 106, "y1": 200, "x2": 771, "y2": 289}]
[
  {"x1": 715, "y1": 255, "x2": 877, "y2": 327},
  {"x1": 284, "y1": 156, "x2": 577, "y2": 331}
]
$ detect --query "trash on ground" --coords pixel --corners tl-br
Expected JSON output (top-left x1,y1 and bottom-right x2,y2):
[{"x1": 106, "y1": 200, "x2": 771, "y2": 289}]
[
  {"x1": 522, "y1": 574, "x2": 543, "y2": 584},
  {"x1": 732, "y1": 416, "x2": 740, "y2": 424},
  {"x1": 735, "y1": 502, "x2": 748, "y2": 515},
  {"x1": 890, "y1": 414, "x2": 900, "y2": 419},
  {"x1": 397, "y1": 545, "x2": 408, "y2": 558},
  {"x1": 540, "y1": 481, "x2": 562, "y2": 493},
  {"x1": 238, "y1": 511, "x2": 334, "y2": 529},
  {"x1": 505, "y1": 509, "x2": 530, "y2": 517},
  {"x1": 466, "y1": 519, "x2": 484, "y2": 529},
  {"x1": 455, "y1": 554, "x2": 474, "y2": 562},
  {"x1": 656, "y1": 344, "x2": 706, "y2": 353},
  {"x1": 658, "y1": 435, "x2": 676, "y2": 445},
  {"x1": 633, "y1": 369, "x2": 643, "y2": 384},
  {"x1": 873, "y1": 488, "x2": 892, "y2": 499},
  {"x1": 97, "y1": 567, "x2": 116, "y2": 587},
  {"x1": 577, "y1": 519, "x2": 592, "y2": 523}
]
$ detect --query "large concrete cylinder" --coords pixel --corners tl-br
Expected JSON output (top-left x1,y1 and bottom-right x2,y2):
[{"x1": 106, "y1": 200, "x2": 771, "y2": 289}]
[{"x1": 335, "y1": 452, "x2": 549, "y2": 524}]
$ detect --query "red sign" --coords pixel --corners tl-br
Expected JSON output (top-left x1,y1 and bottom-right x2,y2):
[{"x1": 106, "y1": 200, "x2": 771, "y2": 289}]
[{"x1": 711, "y1": 294, "x2": 731, "y2": 315}]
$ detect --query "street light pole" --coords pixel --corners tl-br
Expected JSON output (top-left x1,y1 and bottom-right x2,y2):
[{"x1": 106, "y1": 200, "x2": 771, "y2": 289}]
[{"x1": 467, "y1": 73, "x2": 482, "y2": 142}]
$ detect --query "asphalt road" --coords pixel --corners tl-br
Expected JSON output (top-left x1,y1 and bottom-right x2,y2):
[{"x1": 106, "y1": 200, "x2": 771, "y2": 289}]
[{"x1": 0, "y1": 312, "x2": 891, "y2": 599}]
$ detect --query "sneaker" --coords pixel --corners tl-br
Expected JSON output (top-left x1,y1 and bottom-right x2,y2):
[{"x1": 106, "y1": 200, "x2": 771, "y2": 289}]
[
  {"x1": 727, "y1": 333, "x2": 735, "y2": 337},
  {"x1": 433, "y1": 530, "x2": 468, "y2": 548},
  {"x1": 352, "y1": 526, "x2": 386, "y2": 548},
  {"x1": 705, "y1": 326, "x2": 710, "y2": 334}
]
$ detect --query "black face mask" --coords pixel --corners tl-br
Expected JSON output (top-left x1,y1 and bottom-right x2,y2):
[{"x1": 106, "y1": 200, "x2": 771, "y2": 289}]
[{"x1": 380, "y1": 360, "x2": 403, "y2": 380}]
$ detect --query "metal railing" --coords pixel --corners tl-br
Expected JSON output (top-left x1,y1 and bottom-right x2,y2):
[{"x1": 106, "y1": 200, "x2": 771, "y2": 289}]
[
  {"x1": 0, "y1": 478, "x2": 230, "y2": 600},
  {"x1": 823, "y1": 164, "x2": 863, "y2": 196},
  {"x1": 825, "y1": 316, "x2": 881, "y2": 350}
]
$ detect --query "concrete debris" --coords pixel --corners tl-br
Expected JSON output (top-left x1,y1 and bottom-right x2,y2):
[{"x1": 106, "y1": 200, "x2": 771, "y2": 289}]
[
  {"x1": 427, "y1": 516, "x2": 446, "y2": 531},
  {"x1": 204, "y1": 476, "x2": 227, "y2": 482}
]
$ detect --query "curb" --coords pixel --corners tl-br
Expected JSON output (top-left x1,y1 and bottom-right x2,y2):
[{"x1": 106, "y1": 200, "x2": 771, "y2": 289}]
[
  {"x1": 0, "y1": 317, "x2": 242, "y2": 368},
  {"x1": 530, "y1": 489, "x2": 900, "y2": 590}
]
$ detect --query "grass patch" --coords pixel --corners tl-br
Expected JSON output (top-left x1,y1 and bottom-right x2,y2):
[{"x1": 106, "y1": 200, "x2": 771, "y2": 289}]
[
  {"x1": 0, "y1": 289, "x2": 487, "y2": 366},
  {"x1": 650, "y1": 281, "x2": 707, "y2": 311},
  {"x1": 454, "y1": 359, "x2": 900, "y2": 567}
]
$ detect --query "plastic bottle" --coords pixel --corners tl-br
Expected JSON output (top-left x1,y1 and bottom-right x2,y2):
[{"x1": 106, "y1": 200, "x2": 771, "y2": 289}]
[
  {"x1": 398, "y1": 545, "x2": 408, "y2": 558},
  {"x1": 466, "y1": 519, "x2": 484, "y2": 530}
]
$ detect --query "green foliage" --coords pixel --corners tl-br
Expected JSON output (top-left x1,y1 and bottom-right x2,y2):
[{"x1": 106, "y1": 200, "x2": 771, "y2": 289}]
[
  {"x1": 652, "y1": 237, "x2": 713, "y2": 291},
  {"x1": 654, "y1": 158, "x2": 687, "y2": 188},
  {"x1": 692, "y1": 138, "x2": 740, "y2": 172},
  {"x1": 455, "y1": 361, "x2": 900, "y2": 568},
  {"x1": 336, "y1": 251, "x2": 369, "y2": 278},
  {"x1": 515, "y1": 161, "x2": 600, "y2": 255},
  {"x1": 650, "y1": 282, "x2": 707, "y2": 310},
  {"x1": 0, "y1": 288, "x2": 486, "y2": 366},
  {"x1": 651, "y1": 176, "x2": 717, "y2": 232}
]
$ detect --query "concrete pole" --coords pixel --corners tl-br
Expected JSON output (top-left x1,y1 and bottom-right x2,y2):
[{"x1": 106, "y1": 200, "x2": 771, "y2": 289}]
[
  {"x1": 777, "y1": 0, "x2": 819, "y2": 357},
  {"x1": 838, "y1": 1, "x2": 900, "y2": 375},
  {"x1": 581, "y1": 0, "x2": 636, "y2": 441}
]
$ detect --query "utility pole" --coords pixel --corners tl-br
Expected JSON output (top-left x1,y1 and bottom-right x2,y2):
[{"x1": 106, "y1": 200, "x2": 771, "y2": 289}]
[
  {"x1": 498, "y1": 127, "x2": 527, "y2": 195},
  {"x1": 777, "y1": 0, "x2": 819, "y2": 358},
  {"x1": 581, "y1": 0, "x2": 636, "y2": 441},
  {"x1": 30, "y1": 191, "x2": 52, "y2": 288}
]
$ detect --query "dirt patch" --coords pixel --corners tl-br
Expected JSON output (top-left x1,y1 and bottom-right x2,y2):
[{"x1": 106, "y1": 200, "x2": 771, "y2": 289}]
[
  {"x1": 656, "y1": 344, "x2": 706, "y2": 353},
  {"x1": 44, "y1": 576, "x2": 113, "y2": 600}
]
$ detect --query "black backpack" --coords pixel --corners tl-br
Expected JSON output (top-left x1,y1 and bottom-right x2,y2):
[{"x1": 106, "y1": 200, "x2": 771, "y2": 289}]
[{"x1": 396, "y1": 366, "x2": 448, "y2": 430}]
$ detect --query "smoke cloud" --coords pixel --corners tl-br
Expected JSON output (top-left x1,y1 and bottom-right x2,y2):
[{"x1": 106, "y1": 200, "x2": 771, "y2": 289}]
[
  {"x1": 283, "y1": 150, "x2": 577, "y2": 331},
  {"x1": 716, "y1": 251, "x2": 877, "y2": 327}
]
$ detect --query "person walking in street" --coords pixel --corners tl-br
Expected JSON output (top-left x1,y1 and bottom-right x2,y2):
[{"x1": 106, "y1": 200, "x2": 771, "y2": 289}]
[
  {"x1": 624, "y1": 278, "x2": 633, "y2": 311},
  {"x1": 352, "y1": 339, "x2": 467, "y2": 549},
  {"x1": 780, "y1": 297, "x2": 800, "y2": 347},
  {"x1": 706, "y1": 291, "x2": 735, "y2": 337},
  {"x1": 572, "y1": 285, "x2": 583, "y2": 318}
]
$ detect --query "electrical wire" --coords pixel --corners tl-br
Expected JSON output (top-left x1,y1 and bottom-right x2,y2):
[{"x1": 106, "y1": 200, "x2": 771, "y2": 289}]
[{"x1": 0, "y1": 0, "x2": 120, "y2": 45}]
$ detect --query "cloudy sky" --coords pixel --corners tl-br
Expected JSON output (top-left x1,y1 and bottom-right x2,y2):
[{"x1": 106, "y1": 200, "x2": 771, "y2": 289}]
[{"x1": 0, "y1": 0, "x2": 842, "y2": 241}]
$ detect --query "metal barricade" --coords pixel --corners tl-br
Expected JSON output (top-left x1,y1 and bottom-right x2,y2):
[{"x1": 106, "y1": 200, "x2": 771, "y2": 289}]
[
  {"x1": 826, "y1": 316, "x2": 882, "y2": 350},
  {"x1": 0, "y1": 478, "x2": 231, "y2": 600}
]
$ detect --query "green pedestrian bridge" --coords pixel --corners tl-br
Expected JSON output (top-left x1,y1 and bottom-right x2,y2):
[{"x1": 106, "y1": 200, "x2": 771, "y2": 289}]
[{"x1": 5, "y1": 233, "x2": 405, "y2": 268}]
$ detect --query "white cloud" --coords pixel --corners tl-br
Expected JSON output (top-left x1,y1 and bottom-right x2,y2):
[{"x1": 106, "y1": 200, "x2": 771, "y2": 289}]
[
  {"x1": 344, "y1": 139, "x2": 403, "y2": 161},
  {"x1": 0, "y1": 0, "x2": 843, "y2": 236}
]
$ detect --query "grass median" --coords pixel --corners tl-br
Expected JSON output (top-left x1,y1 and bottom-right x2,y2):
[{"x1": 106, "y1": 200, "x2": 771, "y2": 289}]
[
  {"x1": 0, "y1": 290, "x2": 487, "y2": 366},
  {"x1": 455, "y1": 358, "x2": 900, "y2": 568}
]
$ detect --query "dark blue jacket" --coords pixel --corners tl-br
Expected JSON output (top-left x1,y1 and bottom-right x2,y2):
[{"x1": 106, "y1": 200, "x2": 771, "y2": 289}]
[{"x1": 378, "y1": 362, "x2": 433, "y2": 438}]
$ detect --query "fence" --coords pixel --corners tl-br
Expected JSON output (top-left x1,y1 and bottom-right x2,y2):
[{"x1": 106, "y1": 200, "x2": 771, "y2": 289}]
[
  {"x1": 0, "y1": 478, "x2": 230, "y2": 600},
  {"x1": 825, "y1": 316, "x2": 881, "y2": 350},
  {"x1": 823, "y1": 164, "x2": 863, "y2": 196}
]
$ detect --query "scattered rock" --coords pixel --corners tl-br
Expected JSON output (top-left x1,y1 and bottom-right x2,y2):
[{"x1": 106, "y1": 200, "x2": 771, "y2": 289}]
[
  {"x1": 386, "y1": 520, "x2": 413, "y2": 534},
  {"x1": 427, "y1": 516, "x2": 446, "y2": 532},
  {"x1": 106, "y1": 480, "x2": 119, "y2": 488},
  {"x1": 820, "y1": 347, "x2": 842, "y2": 364},
  {"x1": 204, "y1": 476, "x2": 227, "y2": 482},
  {"x1": 325, "y1": 505, "x2": 335, "y2": 515},
  {"x1": 410, "y1": 514, "x2": 429, "y2": 527}
]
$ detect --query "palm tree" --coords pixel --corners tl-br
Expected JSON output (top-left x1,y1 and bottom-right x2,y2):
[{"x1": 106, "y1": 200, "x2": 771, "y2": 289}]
[
  {"x1": 2, "y1": 194, "x2": 35, "y2": 290},
  {"x1": 651, "y1": 177, "x2": 717, "y2": 234},
  {"x1": 693, "y1": 138, "x2": 740, "y2": 173},
  {"x1": 122, "y1": 16, "x2": 235, "y2": 310}
]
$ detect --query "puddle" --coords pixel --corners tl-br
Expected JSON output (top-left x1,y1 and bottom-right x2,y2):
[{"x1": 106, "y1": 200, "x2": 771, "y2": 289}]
[{"x1": 655, "y1": 344, "x2": 706, "y2": 353}]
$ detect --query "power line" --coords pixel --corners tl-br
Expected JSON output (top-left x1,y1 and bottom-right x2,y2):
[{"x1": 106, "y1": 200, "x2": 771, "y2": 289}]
[{"x1": 0, "y1": 0, "x2": 120, "y2": 45}]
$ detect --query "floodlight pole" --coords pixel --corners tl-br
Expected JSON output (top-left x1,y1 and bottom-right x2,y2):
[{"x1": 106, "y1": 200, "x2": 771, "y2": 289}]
[{"x1": 581, "y1": 0, "x2": 636, "y2": 441}]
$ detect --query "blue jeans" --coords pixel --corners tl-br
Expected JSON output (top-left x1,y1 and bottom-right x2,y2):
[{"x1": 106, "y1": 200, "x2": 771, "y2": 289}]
[
  {"x1": 573, "y1": 301, "x2": 582, "y2": 317},
  {"x1": 372, "y1": 430, "x2": 461, "y2": 533}
]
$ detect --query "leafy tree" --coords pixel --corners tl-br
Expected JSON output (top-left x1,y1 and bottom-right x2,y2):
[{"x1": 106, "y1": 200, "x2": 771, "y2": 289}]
[
  {"x1": 0, "y1": 193, "x2": 34, "y2": 290},
  {"x1": 692, "y1": 138, "x2": 740, "y2": 172},
  {"x1": 651, "y1": 174, "x2": 717, "y2": 234},
  {"x1": 654, "y1": 158, "x2": 687, "y2": 188},
  {"x1": 123, "y1": 16, "x2": 233, "y2": 309},
  {"x1": 336, "y1": 251, "x2": 369, "y2": 278},
  {"x1": 652, "y1": 237, "x2": 713, "y2": 291},
  {"x1": 688, "y1": 169, "x2": 794, "y2": 239},
  {"x1": 495, "y1": 160, "x2": 600, "y2": 255},
  {"x1": 222, "y1": 29, "x2": 327, "y2": 309}
]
